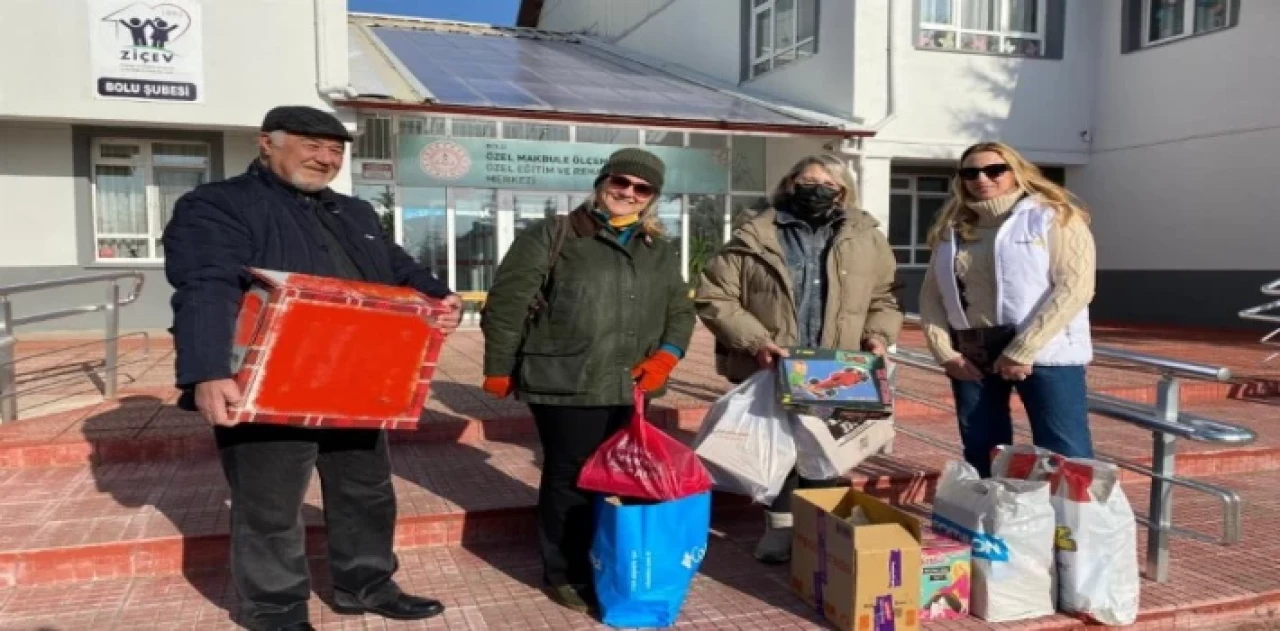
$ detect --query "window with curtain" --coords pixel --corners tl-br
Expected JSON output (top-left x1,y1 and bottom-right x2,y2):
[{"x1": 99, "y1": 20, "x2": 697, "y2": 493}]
[
  {"x1": 918, "y1": 0, "x2": 1048, "y2": 57},
  {"x1": 745, "y1": 0, "x2": 819, "y2": 79},
  {"x1": 1144, "y1": 0, "x2": 1233, "y2": 45},
  {"x1": 92, "y1": 139, "x2": 210, "y2": 261}
]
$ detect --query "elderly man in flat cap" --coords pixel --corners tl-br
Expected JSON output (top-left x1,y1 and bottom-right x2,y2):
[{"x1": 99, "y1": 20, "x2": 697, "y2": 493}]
[{"x1": 163, "y1": 105, "x2": 462, "y2": 631}]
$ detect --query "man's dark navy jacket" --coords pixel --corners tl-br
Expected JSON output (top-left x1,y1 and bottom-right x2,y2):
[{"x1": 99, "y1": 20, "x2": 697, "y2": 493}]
[{"x1": 162, "y1": 161, "x2": 453, "y2": 391}]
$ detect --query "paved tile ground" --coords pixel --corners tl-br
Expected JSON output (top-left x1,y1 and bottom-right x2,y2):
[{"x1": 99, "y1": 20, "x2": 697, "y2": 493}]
[{"x1": 2, "y1": 469, "x2": 1278, "y2": 630}]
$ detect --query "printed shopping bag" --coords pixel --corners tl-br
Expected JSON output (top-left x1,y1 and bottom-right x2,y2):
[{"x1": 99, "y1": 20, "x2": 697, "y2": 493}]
[
  {"x1": 932, "y1": 460, "x2": 1056, "y2": 622},
  {"x1": 691, "y1": 371, "x2": 796, "y2": 504},
  {"x1": 992, "y1": 446, "x2": 1141, "y2": 625},
  {"x1": 578, "y1": 387, "x2": 714, "y2": 501},
  {"x1": 591, "y1": 492, "x2": 712, "y2": 628}
]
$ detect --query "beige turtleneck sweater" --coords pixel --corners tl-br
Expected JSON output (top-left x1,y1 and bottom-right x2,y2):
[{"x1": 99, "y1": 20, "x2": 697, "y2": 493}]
[{"x1": 919, "y1": 190, "x2": 1097, "y2": 365}]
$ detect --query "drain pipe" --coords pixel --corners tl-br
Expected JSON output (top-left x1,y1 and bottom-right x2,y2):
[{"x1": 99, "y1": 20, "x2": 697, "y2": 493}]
[
  {"x1": 839, "y1": 0, "x2": 898, "y2": 188},
  {"x1": 316, "y1": 0, "x2": 358, "y2": 100}
]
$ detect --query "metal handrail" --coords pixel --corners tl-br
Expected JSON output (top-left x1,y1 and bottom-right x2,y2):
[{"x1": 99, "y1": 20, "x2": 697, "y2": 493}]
[
  {"x1": 0, "y1": 271, "x2": 146, "y2": 422},
  {"x1": 901, "y1": 313, "x2": 1233, "y2": 382},
  {"x1": 893, "y1": 347, "x2": 1255, "y2": 445},
  {"x1": 1239, "y1": 277, "x2": 1280, "y2": 363},
  {"x1": 889, "y1": 341, "x2": 1254, "y2": 584}
]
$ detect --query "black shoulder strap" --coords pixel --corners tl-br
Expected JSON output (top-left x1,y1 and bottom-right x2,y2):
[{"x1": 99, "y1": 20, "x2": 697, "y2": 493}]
[{"x1": 529, "y1": 216, "x2": 571, "y2": 319}]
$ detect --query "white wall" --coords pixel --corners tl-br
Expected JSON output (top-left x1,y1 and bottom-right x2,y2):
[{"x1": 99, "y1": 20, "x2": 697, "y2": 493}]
[
  {"x1": 1072, "y1": 3, "x2": 1280, "y2": 271},
  {"x1": 536, "y1": 0, "x2": 672, "y2": 39},
  {"x1": 0, "y1": 0, "x2": 344, "y2": 129},
  {"x1": 0, "y1": 123, "x2": 79, "y2": 267},
  {"x1": 223, "y1": 131, "x2": 258, "y2": 176},
  {"x1": 612, "y1": 0, "x2": 743, "y2": 84},
  {"x1": 864, "y1": 0, "x2": 1099, "y2": 165}
]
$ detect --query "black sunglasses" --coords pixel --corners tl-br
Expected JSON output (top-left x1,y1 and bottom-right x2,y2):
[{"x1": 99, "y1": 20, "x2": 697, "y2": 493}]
[
  {"x1": 957, "y1": 164, "x2": 1011, "y2": 181},
  {"x1": 606, "y1": 174, "x2": 656, "y2": 198}
]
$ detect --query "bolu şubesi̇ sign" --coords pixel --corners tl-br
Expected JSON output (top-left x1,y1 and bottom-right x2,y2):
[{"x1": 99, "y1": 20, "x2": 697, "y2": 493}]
[
  {"x1": 399, "y1": 135, "x2": 730, "y2": 195},
  {"x1": 89, "y1": 0, "x2": 204, "y2": 103}
]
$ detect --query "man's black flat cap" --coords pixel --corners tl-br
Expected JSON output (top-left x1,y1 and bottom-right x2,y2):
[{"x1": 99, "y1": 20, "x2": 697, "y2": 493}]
[{"x1": 261, "y1": 105, "x2": 353, "y2": 142}]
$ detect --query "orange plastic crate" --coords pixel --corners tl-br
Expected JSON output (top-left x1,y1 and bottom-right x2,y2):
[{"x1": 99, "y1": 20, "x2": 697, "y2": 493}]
[{"x1": 227, "y1": 269, "x2": 448, "y2": 430}]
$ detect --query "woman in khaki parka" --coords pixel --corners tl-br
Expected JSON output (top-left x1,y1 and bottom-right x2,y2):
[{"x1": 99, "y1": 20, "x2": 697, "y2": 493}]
[{"x1": 695, "y1": 154, "x2": 903, "y2": 564}]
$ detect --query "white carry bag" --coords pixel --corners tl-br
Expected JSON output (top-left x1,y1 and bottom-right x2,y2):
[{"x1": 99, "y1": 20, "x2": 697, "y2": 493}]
[
  {"x1": 691, "y1": 371, "x2": 796, "y2": 504},
  {"x1": 992, "y1": 446, "x2": 1141, "y2": 625},
  {"x1": 1048, "y1": 458, "x2": 1140, "y2": 626},
  {"x1": 990, "y1": 444, "x2": 1055, "y2": 481},
  {"x1": 932, "y1": 461, "x2": 1056, "y2": 622}
]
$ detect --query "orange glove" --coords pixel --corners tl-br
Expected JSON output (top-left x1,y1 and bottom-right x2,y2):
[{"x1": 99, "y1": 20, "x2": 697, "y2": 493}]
[
  {"x1": 482, "y1": 376, "x2": 513, "y2": 399},
  {"x1": 631, "y1": 350, "x2": 680, "y2": 393}
]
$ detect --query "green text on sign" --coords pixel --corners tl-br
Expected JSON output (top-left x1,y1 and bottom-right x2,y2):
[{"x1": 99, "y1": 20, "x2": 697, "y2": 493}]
[{"x1": 398, "y1": 135, "x2": 730, "y2": 194}]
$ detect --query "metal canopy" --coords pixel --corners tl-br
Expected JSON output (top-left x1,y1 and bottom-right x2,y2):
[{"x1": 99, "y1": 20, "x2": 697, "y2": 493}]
[{"x1": 364, "y1": 24, "x2": 835, "y2": 130}]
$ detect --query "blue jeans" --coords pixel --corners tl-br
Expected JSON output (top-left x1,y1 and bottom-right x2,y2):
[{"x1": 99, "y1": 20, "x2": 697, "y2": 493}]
[{"x1": 950, "y1": 365, "x2": 1093, "y2": 478}]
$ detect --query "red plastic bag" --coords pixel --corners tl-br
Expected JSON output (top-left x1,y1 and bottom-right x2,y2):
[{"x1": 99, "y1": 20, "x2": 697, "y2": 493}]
[{"x1": 577, "y1": 388, "x2": 714, "y2": 501}]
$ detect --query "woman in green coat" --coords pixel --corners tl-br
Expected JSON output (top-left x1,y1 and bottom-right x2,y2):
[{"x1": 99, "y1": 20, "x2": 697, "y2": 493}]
[{"x1": 480, "y1": 148, "x2": 696, "y2": 613}]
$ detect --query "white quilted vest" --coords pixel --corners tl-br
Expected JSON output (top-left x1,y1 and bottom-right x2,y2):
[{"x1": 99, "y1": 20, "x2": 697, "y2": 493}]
[{"x1": 933, "y1": 196, "x2": 1092, "y2": 366}]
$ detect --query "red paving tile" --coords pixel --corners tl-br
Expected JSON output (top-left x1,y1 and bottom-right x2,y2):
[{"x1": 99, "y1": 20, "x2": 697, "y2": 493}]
[{"x1": 1, "y1": 469, "x2": 1278, "y2": 630}]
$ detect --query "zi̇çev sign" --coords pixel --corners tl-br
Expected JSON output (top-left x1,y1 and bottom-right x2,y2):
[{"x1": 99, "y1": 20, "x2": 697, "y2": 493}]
[{"x1": 89, "y1": 0, "x2": 204, "y2": 102}]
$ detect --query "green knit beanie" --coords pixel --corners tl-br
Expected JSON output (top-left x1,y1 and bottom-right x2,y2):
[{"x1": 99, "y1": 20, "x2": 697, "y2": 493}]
[{"x1": 595, "y1": 148, "x2": 666, "y2": 193}]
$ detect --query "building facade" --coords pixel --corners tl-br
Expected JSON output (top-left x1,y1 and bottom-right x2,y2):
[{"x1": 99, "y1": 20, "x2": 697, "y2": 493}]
[
  {"x1": 0, "y1": 0, "x2": 355, "y2": 331},
  {"x1": 0, "y1": 4, "x2": 858, "y2": 332},
  {"x1": 524, "y1": 0, "x2": 1278, "y2": 328},
  {"x1": 1, "y1": 0, "x2": 1273, "y2": 334}
]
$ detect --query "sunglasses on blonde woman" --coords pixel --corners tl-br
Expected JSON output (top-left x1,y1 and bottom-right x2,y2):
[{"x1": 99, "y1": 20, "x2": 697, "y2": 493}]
[
  {"x1": 606, "y1": 174, "x2": 656, "y2": 198},
  {"x1": 957, "y1": 164, "x2": 1011, "y2": 181}
]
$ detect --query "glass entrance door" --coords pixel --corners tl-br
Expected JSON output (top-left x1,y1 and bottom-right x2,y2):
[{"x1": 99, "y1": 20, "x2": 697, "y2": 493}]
[{"x1": 452, "y1": 188, "x2": 499, "y2": 293}]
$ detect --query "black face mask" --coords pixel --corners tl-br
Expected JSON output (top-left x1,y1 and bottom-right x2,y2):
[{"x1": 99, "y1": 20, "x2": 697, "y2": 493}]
[{"x1": 789, "y1": 183, "x2": 840, "y2": 217}]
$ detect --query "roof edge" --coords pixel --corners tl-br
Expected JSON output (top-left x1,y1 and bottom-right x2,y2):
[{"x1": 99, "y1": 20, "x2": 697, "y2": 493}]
[
  {"x1": 335, "y1": 98, "x2": 873, "y2": 138},
  {"x1": 572, "y1": 36, "x2": 868, "y2": 135}
]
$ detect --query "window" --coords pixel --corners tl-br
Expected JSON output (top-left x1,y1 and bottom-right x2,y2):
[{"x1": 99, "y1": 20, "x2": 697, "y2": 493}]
[
  {"x1": 1143, "y1": 0, "x2": 1233, "y2": 46},
  {"x1": 91, "y1": 139, "x2": 210, "y2": 261},
  {"x1": 889, "y1": 175, "x2": 950, "y2": 266},
  {"x1": 576, "y1": 126, "x2": 640, "y2": 144},
  {"x1": 354, "y1": 114, "x2": 392, "y2": 159},
  {"x1": 746, "y1": 0, "x2": 819, "y2": 79},
  {"x1": 502, "y1": 122, "x2": 570, "y2": 141},
  {"x1": 917, "y1": 0, "x2": 1052, "y2": 57}
]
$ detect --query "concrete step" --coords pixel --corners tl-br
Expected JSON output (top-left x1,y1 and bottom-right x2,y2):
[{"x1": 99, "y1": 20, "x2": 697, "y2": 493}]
[
  {"x1": 0, "y1": 378, "x2": 1253, "y2": 469},
  {"x1": 1, "y1": 467, "x2": 1278, "y2": 630}
]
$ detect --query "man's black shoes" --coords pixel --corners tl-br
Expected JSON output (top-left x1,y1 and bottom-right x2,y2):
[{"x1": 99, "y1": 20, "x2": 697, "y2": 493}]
[{"x1": 332, "y1": 590, "x2": 445, "y2": 621}]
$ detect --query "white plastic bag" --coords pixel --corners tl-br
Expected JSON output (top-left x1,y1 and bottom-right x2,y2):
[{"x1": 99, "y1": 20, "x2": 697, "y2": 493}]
[
  {"x1": 932, "y1": 461, "x2": 1056, "y2": 622},
  {"x1": 992, "y1": 447, "x2": 1141, "y2": 625},
  {"x1": 990, "y1": 444, "x2": 1055, "y2": 481},
  {"x1": 1049, "y1": 459, "x2": 1140, "y2": 626},
  {"x1": 691, "y1": 371, "x2": 796, "y2": 504}
]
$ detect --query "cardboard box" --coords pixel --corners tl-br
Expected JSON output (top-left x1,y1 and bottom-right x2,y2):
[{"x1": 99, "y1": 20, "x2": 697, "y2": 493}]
[
  {"x1": 227, "y1": 268, "x2": 448, "y2": 430},
  {"x1": 919, "y1": 526, "x2": 971, "y2": 622},
  {"x1": 792, "y1": 413, "x2": 895, "y2": 475},
  {"x1": 778, "y1": 348, "x2": 892, "y2": 416},
  {"x1": 791, "y1": 488, "x2": 922, "y2": 631}
]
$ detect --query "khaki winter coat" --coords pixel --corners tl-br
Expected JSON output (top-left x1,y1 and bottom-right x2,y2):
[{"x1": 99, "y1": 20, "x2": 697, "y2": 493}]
[{"x1": 695, "y1": 209, "x2": 903, "y2": 383}]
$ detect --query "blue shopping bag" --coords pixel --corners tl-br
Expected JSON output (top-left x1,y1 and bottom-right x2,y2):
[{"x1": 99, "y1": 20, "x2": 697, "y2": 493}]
[{"x1": 590, "y1": 491, "x2": 712, "y2": 628}]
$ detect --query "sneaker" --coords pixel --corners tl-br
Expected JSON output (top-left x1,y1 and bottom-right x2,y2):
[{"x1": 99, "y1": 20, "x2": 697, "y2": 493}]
[{"x1": 754, "y1": 511, "x2": 793, "y2": 564}]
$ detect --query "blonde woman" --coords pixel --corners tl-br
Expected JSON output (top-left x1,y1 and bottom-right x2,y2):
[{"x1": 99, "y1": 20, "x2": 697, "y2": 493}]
[
  {"x1": 696, "y1": 154, "x2": 902, "y2": 564},
  {"x1": 480, "y1": 148, "x2": 695, "y2": 614},
  {"x1": 919, "y1": 141, "x2": 1096, "y2": 478}
]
